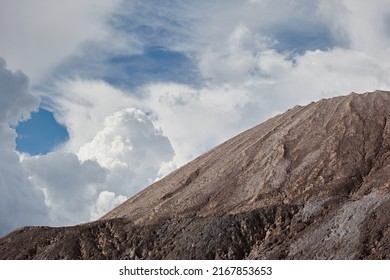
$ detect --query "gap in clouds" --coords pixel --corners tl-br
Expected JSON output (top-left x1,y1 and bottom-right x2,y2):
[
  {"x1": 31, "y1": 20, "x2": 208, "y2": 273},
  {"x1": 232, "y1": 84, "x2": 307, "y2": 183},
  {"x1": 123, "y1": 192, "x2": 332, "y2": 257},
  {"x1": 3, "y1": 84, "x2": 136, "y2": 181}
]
[
  {"x1": 52, "y1": 45, "x2": 202, "y2": 90},
  {"x1": 106, "y1": 46, "x2": 202, "y2": 88},
  {"x1": 16, "y1": 108, "x2": 69, "y2": 155},
  {"x1": 270, "y1": 22, "x2": 336, "y2": 54}
]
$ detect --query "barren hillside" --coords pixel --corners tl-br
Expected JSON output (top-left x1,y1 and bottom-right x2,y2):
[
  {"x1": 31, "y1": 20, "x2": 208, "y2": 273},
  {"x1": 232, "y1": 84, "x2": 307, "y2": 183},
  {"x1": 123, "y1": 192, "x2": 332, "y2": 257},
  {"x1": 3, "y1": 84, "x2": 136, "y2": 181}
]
[{"x1": 1, "y1": 90, "x2": 389, "y2": 259}]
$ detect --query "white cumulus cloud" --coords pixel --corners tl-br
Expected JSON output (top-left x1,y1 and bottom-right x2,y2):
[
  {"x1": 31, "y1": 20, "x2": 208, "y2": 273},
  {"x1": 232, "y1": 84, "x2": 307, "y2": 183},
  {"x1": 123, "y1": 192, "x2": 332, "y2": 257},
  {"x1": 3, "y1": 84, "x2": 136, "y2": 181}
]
[
  {"x1": 21, "y1": 152, "x2": 107, "y2": 226},
  {"x1": 78, "y1": 107, "x2": 175, "y2": 196},
  {"x1": 90, "y1": 191, "x2": 127, "y2": 221},
  {"x1": 19, "y1": 106, "x2": 175, "y2": 226}
]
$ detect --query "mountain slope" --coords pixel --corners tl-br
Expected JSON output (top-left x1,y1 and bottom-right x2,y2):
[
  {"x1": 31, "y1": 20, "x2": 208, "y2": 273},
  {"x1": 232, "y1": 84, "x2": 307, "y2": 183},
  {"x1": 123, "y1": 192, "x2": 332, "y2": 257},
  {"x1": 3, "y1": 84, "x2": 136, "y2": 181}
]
[{"x1": 1, "y1": 90, "x2": 390, "y2": 259}]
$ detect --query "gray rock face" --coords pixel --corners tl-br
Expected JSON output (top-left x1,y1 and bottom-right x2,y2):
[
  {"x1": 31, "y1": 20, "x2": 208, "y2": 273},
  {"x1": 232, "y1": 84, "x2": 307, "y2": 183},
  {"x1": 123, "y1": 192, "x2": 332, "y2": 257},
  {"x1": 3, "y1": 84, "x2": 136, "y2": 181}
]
[{"x1": 1, "y1": 90, "x2": 390, "y2": 259}]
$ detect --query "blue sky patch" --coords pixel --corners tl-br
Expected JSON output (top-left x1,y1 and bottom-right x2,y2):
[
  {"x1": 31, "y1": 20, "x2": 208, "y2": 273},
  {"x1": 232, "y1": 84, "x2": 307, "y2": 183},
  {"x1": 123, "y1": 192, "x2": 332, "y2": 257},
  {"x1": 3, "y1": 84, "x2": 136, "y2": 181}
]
[
  {"x1": 271, "y1": 24, "x2": 335, "y2": 54},
  {"x1": 16, "y1": 108, "x2": 69, "y2": 155},
  {"x1": 105, "y1": 46, "x2": 201, "y2": 87},
  {"x1": 52, "y1": 46, "x2": 201, "y2": 90}
]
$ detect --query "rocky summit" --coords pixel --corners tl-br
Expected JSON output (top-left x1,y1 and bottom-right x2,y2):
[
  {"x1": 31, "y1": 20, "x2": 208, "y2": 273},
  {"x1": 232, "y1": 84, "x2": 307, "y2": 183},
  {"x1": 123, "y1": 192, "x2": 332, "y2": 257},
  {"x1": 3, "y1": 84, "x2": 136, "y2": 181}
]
[{"x1": 1, "y1": 90, "x2": 390, "y2": 260}]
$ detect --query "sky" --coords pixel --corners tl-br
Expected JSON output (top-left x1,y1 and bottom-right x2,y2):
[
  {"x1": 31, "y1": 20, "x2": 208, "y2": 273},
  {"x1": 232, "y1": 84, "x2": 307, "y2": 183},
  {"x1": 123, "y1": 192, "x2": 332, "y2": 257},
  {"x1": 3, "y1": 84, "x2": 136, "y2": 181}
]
[{"x1": 1, "y1": 0, "x2": 390, "y2": 237}]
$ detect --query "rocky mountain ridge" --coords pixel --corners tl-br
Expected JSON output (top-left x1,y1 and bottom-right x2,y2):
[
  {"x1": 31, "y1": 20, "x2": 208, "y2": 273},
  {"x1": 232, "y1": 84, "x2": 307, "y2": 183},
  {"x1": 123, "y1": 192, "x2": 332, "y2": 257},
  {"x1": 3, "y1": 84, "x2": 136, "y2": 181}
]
[{"x1": 1, "y1": 90, "x2": 389, "y2": 259}]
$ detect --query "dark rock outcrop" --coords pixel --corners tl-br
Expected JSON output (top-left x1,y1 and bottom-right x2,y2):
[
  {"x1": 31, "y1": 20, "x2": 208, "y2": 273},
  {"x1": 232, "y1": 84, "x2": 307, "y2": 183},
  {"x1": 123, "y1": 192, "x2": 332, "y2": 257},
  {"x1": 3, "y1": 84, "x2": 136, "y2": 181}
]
[{"x1": 1, "y1": 90, "x2": 390, "y2": 259}]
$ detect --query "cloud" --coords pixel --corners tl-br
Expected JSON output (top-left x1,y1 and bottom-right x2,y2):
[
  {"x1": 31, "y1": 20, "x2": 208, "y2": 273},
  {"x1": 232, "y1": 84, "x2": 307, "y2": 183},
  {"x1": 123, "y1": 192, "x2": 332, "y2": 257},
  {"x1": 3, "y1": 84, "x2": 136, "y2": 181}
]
[
  {"x1": 48, "y1": 36, "x2": 390, "y2": 169},
  {"x1": 19, "y1": 104, "x2": 174, "y2": 226},
  {"x1": 0, "y1": 57, "x2": 176, "y2": 234},
  {"x1": 0, "y1": 58, "x2": 48, "y2": 236},
  {"x1": 139, "y1": 82, "x2": 257, "y2": 166},
  {"x1": 318, "y1": 0, "x2": 390, "y2": 56},
  {"x1": 0, "y1": 146, "x2": 49, "y2": 237},
  {"x1": 109, "y1": 0, "x2": 390, "y2": 91},
  {"x1": 117, "y1": 0, "x2": 332, "y2": 55},
  {"x1": 21, "y1": 152, "x2": 107, "y2": 225},
  {"x1": 78, "y1": 107, "x2": 175, "y2": 196},
  {"x1": 0, "y1": 0, "x2": 122, "y2": 82},
  {"x1": 127, "y1": 0, "x2": 390, "y2": 165},
  {"x1": 90, "y1": 191, "x2": 127, "y2": 221},
  {"x1": 0, "y1": 58, "x2": 39, "y2": 125},
  {"x1": 43, "y1": 79, "x2": 138, "y2": 153}
]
